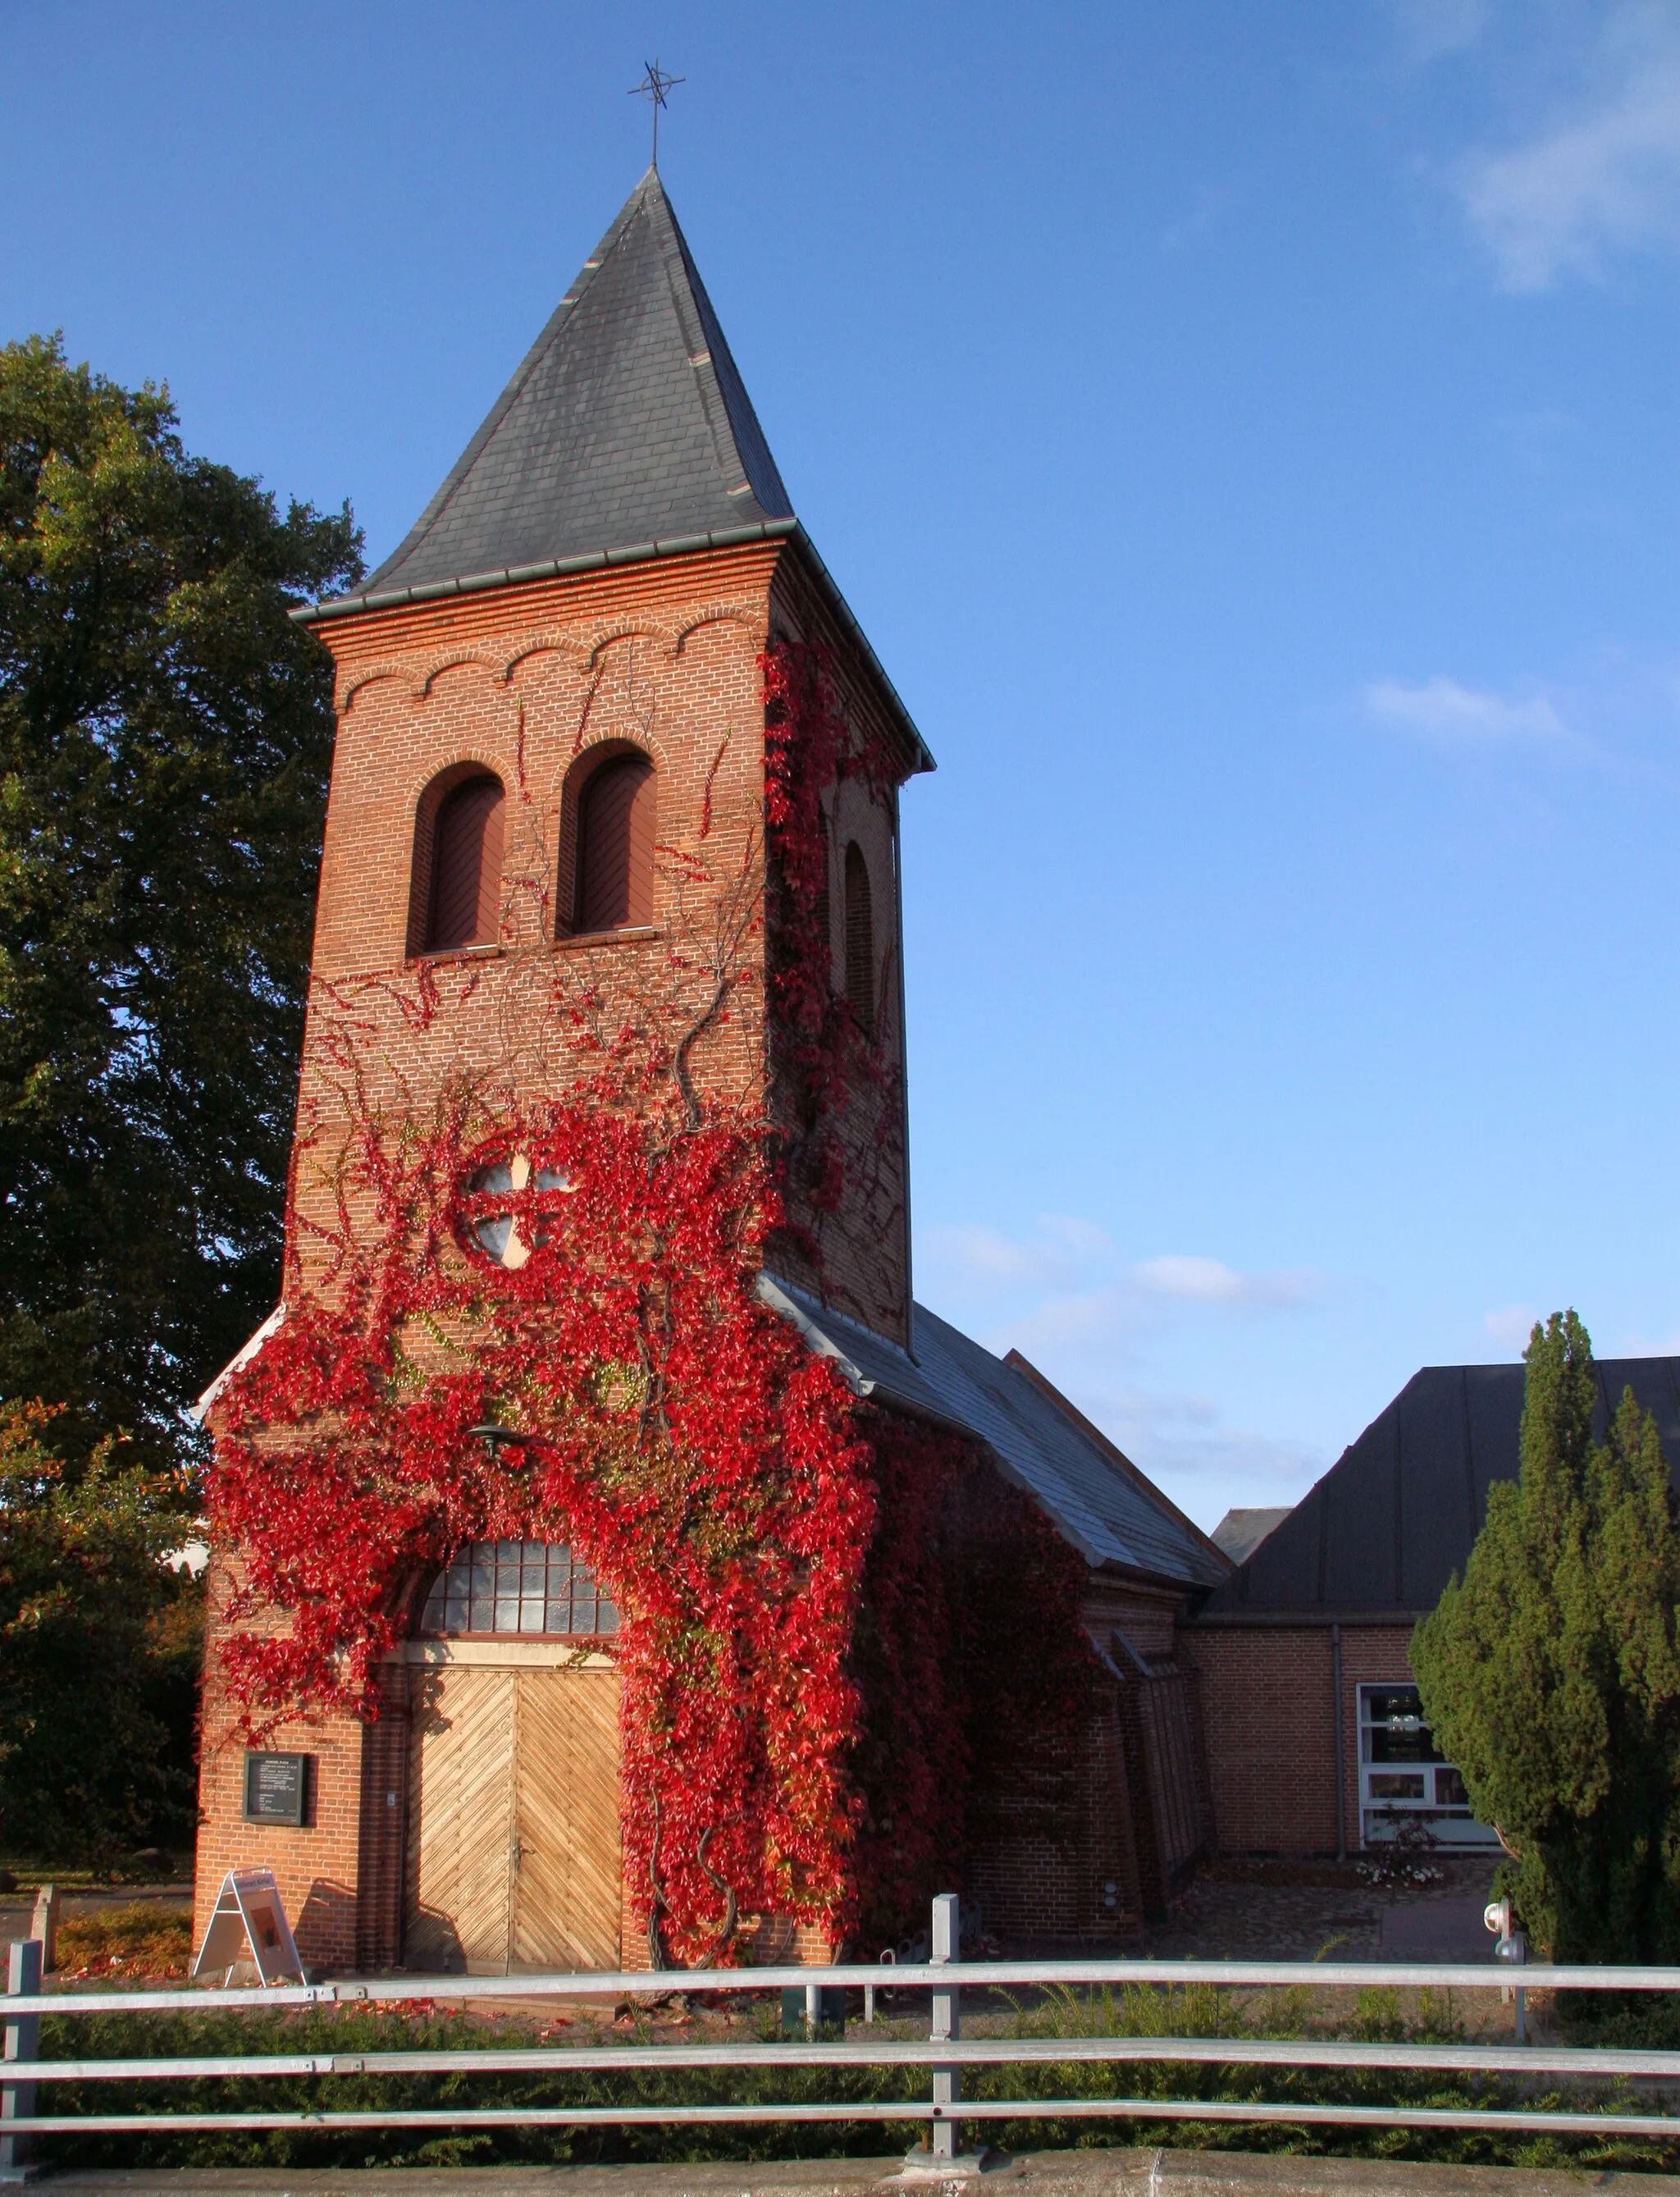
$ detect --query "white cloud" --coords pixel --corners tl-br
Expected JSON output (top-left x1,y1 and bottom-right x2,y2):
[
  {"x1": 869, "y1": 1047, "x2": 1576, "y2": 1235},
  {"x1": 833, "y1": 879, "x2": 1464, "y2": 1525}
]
[
  {"x1": 1618, "y1": 1327, "x2": 1680, "y2": 1355},
  {"x1": 1364, "y1": 675, "x2": 1593, "y2": 757},
  {"x1": 1002, "y1": 1354, "x2": 1323, "y2": 1529},
  {"x1": 1456, "y1": 7, "x2": 1680, "y2": 289},
  {"x1": 915, "y1": 1219, "x2": 1326, "y2": 1526},
  {"x1": 930, "y1": 1223, "x2": 1061, "y2": 1292},
  {"x1": 997, "y1": 1268, "x2": 1317, "y2": 1400},
  {"x1": 1484, "y1": 1308, "x2": 1680, "y2": 1359},
  {"x1": 925, "y1": 1216, "x2": 1113, "y2": 1295},
  {"x1": 1135, "y1": 1254, "x2": 1314, "y2": 1309},
  {"x1": 1094, "y1": 1384, "x2": 1322, "y2": 1508},
  {"x1": 918, "y1": 1216, "x2": 1337, "y2": 1529},
  {"x1": 1393, "y1": 0, "x2": 1488, "y2": 65},
  {"x1": 1001, "y1": 1286, "x2": 1134, "y2": 1356},
  {"x1": 923, "y1": 1222, "x2": 1316, "y2": 1321},
  {"x1": 1483, "y1": 1304, "x2": 1537, "y2": 1351}
]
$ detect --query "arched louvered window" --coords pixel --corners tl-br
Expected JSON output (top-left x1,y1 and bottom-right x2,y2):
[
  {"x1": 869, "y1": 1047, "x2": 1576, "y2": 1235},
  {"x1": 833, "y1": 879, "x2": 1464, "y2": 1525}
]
[
  {"x1": 424, "y1": 773, "x2": 504, "y2": 952},
  {"x1": 843, "y1": 841, "x2": 874, "y2": 1035},
  {"x1": 418, "y1": 1541, "x2": 619, "y2": 1637},
  {"x1": 575, "y1": 756, "x2": 655, "y2": 934}
]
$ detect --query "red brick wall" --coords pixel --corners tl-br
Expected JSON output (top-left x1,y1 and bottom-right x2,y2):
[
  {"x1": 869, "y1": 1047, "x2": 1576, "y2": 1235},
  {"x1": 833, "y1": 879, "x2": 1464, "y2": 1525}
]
[
  {"x1": 764, "y1": 555, "x2": 912, "y2": 1345},
  {"x1": 192, "y1": 1557, "x2": 372, "y2": 1973},
  {"x1": 298, "y1": 554, "x2": 775, "y2": 1229},
  {"x1": 353, "y1": 1664, "x2": 411, "y2": 1971},
  {"x1": 197, "y1": 541, "x2": 922, "y2": 1970},
  {"x1": 1082, "y1": 1576, "x2": 1186, "y2": 1662},
  {"x1": 1187, "y1": 1621, "x2": 1419, "y2": 1857},
  {"x1": 966, "y1": 1692, "x2": 1141, "y2": 1944},
  {"x1": 289, "y1": 540, "x2": 915, "y2": 1331}
]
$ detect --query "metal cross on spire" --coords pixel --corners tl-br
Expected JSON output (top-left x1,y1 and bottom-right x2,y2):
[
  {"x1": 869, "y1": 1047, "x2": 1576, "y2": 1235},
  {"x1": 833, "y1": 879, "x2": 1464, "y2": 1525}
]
[{"x1": 628, "y1": 59, "x2": 684, "y2": 169}]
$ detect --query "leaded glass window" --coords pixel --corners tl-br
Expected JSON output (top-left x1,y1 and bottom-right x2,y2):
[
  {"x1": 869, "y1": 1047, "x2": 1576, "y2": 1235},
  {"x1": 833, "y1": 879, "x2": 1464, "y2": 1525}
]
[{"x1": 418, "y1": 1540, "x2": 619, "y2": 1637}]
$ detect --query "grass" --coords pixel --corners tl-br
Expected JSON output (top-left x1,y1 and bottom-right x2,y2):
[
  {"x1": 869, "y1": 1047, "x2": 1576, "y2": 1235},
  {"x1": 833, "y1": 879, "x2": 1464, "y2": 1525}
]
[
  {"x1": 20, "y1": 1982, "x2": 1680, "y2": 2177},
  {"x1": 0, "y1": 1865, "x2": 118, "y2": 1893},
  {"x1": 53, "y1": 1902, "x2": 192, "y2": 1982},
  {"x1": 0, "y1": 1861, "x2": 188, "y2": 1895}
]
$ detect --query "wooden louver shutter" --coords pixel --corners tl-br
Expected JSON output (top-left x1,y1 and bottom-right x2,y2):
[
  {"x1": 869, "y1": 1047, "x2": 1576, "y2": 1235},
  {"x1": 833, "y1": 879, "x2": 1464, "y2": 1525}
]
[
  {"x1": 844, "y1": 841, "x2": 874, "y2": 1035},
  {"x1": 576, "y1": 757, "x2": 655, "y2": 934},
  {"x1": 427, "y1": 775, "x2": 504, "y2": 952},
  {"x1": 813, "y1": 837, "x2": 833, "y2": 987}
]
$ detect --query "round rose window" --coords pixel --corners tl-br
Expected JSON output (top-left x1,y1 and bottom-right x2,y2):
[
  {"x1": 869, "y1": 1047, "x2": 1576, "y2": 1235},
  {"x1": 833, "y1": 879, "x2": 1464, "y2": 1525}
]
[{"x1": 461, "y1": 1153, "x2": 572, "y2": 1270}]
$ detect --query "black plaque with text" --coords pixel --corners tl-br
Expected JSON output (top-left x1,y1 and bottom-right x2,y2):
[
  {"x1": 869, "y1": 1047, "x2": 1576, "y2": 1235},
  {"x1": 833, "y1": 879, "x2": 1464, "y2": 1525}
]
[{"x1": 242, "y1": 1751, "x2": 310, "y2": 1826}]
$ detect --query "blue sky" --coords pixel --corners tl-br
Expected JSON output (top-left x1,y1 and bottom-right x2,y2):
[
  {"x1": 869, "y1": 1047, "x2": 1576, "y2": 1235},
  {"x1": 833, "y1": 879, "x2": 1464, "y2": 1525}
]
[{"x1": 7, "y1": 1, "x2": 1679, "y2": 1528}]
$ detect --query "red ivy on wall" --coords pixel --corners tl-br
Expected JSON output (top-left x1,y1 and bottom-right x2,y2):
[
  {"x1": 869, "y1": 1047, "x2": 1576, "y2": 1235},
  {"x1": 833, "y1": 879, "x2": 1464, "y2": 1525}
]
[{"x1": 208, "y1": 642, "x2": 1096, "y2": 1962}]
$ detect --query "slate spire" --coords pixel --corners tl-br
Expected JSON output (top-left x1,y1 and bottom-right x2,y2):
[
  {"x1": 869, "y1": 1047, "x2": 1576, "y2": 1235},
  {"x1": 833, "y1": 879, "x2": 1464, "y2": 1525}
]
[{"x1": 365, "y1": 170, "x2": 795, "y2": 599}]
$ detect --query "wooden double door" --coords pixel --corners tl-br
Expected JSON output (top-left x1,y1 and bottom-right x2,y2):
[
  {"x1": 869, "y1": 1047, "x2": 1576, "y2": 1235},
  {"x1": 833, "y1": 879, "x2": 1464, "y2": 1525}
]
[{"x1": 404, "y1": 1660, "x2": 621, "y2": 1973}]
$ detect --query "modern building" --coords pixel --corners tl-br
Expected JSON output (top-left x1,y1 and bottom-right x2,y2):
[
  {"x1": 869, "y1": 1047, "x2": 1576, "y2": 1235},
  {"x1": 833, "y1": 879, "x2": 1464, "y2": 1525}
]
[{"x1": 1189, "y1": 1354, "x2": 1680, "y2": 1858}]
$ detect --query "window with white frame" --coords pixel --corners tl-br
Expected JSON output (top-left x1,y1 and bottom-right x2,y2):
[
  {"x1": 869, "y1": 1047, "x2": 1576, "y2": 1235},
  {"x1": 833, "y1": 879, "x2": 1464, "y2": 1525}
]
[{"x1": 1358, "y1": 1683, "x2": 1499, "y2": 1848}]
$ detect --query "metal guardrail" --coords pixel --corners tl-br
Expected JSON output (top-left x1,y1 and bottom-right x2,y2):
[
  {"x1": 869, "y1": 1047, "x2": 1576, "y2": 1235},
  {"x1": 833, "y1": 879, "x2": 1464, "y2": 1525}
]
[{"x1": 4, "y1": 1892, "x2": 1679, "y2": 2176}]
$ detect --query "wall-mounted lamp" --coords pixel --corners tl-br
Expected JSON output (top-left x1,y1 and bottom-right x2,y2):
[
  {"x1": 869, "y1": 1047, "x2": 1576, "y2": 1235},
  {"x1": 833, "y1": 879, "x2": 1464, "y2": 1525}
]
[{"x1": 465, "y1": 1423, "x2": 532, "y2": 1465}]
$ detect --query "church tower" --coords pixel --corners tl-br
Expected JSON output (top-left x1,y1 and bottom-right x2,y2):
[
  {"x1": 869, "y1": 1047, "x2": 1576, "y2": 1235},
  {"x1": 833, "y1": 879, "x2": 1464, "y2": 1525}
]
[
  {"x1": 290, "y1": 168, "x2": 930, "y2": 1344},
  {"x1": 193, "y1": 171, "x2": 935, "y2": 1973}
]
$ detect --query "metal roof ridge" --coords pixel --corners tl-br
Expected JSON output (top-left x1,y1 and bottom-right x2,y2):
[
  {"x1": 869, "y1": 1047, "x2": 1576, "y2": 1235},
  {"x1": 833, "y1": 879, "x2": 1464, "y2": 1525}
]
[
  {"x1": 283, "y1": 166, "x2": 936, "y2": 775},
  {"x1": 652, "y1": 176, "x2": 792, "y2": 523},
  {"x1": 758, "y1": 1282, "x2": 1168, "y2": 1574},
  {"x1": 1411, "y1": 1353, "x2": 1680, "y2": 1374},
  {"x1": 193, "y1": 1304, "x2": 285, "y2": 1423},
  {"x1": 783, "y1": 528, "x2": 936, "y2": 775}
]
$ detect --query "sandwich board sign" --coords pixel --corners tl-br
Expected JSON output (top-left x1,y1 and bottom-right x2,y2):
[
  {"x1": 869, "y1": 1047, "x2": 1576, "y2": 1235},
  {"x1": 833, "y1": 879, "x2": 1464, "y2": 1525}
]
[{"x1": 190, "y1": 1867, "x2": 304, "y2": 1986}]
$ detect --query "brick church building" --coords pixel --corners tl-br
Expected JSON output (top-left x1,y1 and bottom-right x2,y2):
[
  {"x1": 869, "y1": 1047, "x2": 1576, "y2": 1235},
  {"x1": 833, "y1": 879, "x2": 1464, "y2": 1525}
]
[
  {"x1": 192, "y1": 170, "x2": 1680, "y2": 1977},
  {"x1": 192, "y1": 169, "x2": 1232, "y2": 1977}
]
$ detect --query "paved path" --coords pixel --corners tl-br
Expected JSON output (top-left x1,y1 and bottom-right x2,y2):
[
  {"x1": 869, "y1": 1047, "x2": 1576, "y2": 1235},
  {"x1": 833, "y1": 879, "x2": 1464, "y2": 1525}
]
[
  {"x1": 1134, "y1": 1861, "x2": 1500, "y2": 1966},
  {"x1": 2, "y1": 1867, "x2": 1497, "y2": 1977}
]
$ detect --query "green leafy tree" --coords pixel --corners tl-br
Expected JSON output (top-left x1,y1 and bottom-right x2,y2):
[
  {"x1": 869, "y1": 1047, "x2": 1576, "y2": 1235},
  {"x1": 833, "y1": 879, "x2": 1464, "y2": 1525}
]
[
  {"x1": 1412, "y1": 1309, "x2": 1680, "y2": 1962},
  {"x1": 0, "y1": 1399, "x2": 203, "y2": 1860},
  {"x1": 0, "y1": 334, "x2": 361, "y2": 1469}
]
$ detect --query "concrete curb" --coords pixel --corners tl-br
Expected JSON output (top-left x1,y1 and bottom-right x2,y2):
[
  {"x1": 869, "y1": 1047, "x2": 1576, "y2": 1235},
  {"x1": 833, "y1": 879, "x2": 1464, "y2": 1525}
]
[{"x1": 35, "y1": 2153, "x2": 1680, "y2": 2197}]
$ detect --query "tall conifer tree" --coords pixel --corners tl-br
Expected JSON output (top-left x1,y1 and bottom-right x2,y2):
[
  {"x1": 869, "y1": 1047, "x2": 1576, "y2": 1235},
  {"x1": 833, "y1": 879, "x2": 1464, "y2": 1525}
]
[{"x1": 1413, "y1": 1310, "x2": 1680, "y2": 1961}]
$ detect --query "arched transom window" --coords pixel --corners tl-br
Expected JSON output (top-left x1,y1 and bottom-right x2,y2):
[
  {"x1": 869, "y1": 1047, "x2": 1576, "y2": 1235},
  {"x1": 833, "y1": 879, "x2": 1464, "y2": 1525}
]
[{"x1": 418, "y1": 1540, "x2": 619, "y2": 1637}]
